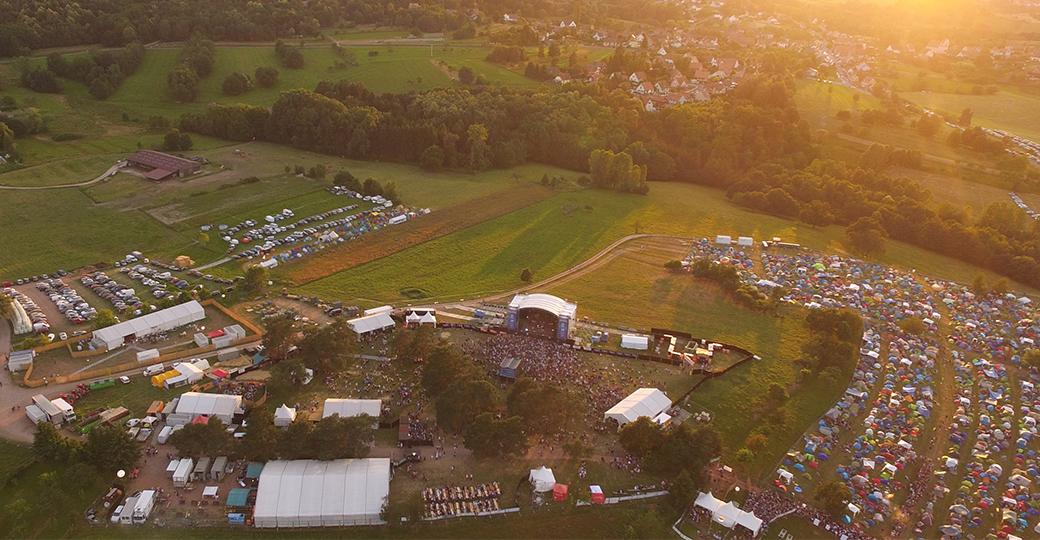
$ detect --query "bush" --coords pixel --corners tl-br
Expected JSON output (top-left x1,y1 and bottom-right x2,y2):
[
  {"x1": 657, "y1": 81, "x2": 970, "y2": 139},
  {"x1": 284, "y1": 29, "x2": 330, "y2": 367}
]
[
  {"x1": 21, "y1": 69, "x2": 62, "y2": 93},
  {"x1": 487, "y1": 46, "x2": 526, "y2": 64},
  {"x1": 419, "y1": 145, "x2": 445, "y2": 171},
  {"x1": 221, "y1": 72, "x2": 252, "y2": 96},
  {"x1": 254, "y1": 66, "x2": 279, "y2": 88},
  {"x1": 163, "y1": 129, "x2": 193, "y2": 151}
]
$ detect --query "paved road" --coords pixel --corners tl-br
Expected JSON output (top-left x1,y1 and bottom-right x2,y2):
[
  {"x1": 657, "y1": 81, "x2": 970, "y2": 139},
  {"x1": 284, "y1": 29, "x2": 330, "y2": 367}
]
[{"x1": 0, "y1": 162, "x2": 124, "y2": 191}]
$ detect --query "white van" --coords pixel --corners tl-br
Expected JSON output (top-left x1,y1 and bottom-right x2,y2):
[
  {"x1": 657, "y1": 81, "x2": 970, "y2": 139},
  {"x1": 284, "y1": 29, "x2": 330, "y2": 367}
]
[{"x1": 142, "y1": 364, "x2": 165, "y2": 377}]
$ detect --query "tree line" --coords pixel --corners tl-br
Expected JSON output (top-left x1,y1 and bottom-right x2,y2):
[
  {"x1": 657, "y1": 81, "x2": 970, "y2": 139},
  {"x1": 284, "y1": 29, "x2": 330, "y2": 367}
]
[
  {"x1": 167, "y1": 35, "x2": 215, "y2": 102},
  {"x1": 0, "y1": 0, "x2": 480, "y2": 57},
  {"x1": 179, "y1": 75, "x2": 809, "y2": 195},
  {"x1": 727, "y1": 157, "x2": 1040, "y2": 289},
  {"x1": 44, "y1": 43, "x2": 145, "y2": 99}
]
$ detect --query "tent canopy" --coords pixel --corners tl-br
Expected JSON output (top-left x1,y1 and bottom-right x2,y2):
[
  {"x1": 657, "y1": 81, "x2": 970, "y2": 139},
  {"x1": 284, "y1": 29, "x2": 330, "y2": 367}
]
[
  {"x1": 604, "y1": 388, "x2": 671, "y2": 426},
  {"x1": 529, "y1": 466, "x2": 556, "y2": 492},
  {"x1": 695, "y1": 492, "x2": 762, "y2": 536},
  {"x1": 346, "y1": 313, "x2": 395, "y2": 335},
  {"x1": 322, "y1": 399, "x2": 380, "y2": 420},
  {"x1": 253, "y1": 459, "x2": 390, "y2": 528},
  {"x1": 274, "y1": 404, "x2": 297, "y2": 426}
]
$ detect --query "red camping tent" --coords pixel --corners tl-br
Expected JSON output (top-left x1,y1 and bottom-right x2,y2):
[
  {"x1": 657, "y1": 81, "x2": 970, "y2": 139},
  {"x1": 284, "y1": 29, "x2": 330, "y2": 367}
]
[
  {"x1": 590, "y1": 485, "x2": 605, "y2": 504},
  {"x1": 553, "y1": 484, "x2": 569, "y2": 502}
]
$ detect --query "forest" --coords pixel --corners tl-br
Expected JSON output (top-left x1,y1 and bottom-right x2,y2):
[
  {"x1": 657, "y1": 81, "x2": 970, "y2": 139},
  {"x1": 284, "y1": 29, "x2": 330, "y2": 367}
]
[
  {"x1": 0, "y1": 0, "x2": 471, "y2": 56},
  {"x1": 0, "y1": 0, "x2": 695, "y2": 57}
]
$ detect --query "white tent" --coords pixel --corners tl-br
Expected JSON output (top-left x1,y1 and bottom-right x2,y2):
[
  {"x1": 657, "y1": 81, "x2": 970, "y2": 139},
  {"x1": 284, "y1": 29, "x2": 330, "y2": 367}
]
[
  {"x1": 165, "y1": 362, "x2": 205, "y2": 388},
  {"x1": 695, "y1": 492, "x2": 762, "y2": 537},
  {"x1": 274, "y1": 404, "x2": 297, "y2": 427},
  {"x1": 363, "y1": 305, "x2": 394, "y2": 317},
  {"x1": 529, "y1": 466, "x2": 556, "y2": 492},
  {"x1": 620, "y1": 334, "x2": 649, "y2": 350},
  {"x1": 604, "y1": 388, "x2": 671, "y2": 426},
  {"x1": 253, "y1": 459, "x2": 390, "y2": 528},
  {"x1": 168, "y1": 392, "x2": 242, "y2": 425},
  {"x1": 91, "y1": 300, "x2": 205, "y2": 350},
  {"x1": 346, "y1": 313, "x2": 395, "y2": 335},
  {"x1": 322, "y1": 399, "x2": 381, "y2": 423},
  {"x1": 695, "y1": 491, "x2": 725, "y2": 513},
  {"x1": 405, "y1": 310, "x2": 437, "y2": 326}
]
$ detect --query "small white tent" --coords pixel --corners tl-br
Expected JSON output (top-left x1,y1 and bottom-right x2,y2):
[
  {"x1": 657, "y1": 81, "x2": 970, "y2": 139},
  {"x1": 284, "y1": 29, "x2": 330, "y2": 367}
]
[
  {"x1": 620, "y1": 334, "x2": 649, "y2": 350},
  {"x1": 529, "y1": 466, "x2": 556, "y2": 492},
  {"x1": 274, "y1": 404, "x2": 297, "y2": 427}
]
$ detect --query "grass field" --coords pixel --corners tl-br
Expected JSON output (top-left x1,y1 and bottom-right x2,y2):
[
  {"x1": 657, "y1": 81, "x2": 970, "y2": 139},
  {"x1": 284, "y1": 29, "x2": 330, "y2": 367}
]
[
  {"x1": 101, "y1": 44, "x2": 533, "y2": 120},
  {"x1": 546, "y1": 248, "x2": 828, "y2": 478},
  {"x1": 297, "y1": 181, "x2": 1037, "y2": 305},
  {"x1": 288, "y1": 184, "x2": 554, "y2": 284},
  {"x1": 878, "y1": 60, "x2": 981, "y2": 95},
  {"x1": 0, "y1": 40, "x2": 534, "y2": 174},
  {"x1": 0, "y1": 440, "x2": 34, "y2": 488},
  {"x1": 0, "y1": 143, "x2": 577, "y2": 279},
  {"x1": 73, "y1": 501, "x2": 671, "y2": 539},
  {"x1": 794, "y1": 79, "x2": 880, "y2": 126},
  {"x1": 900, "y1": 87, "x2": 1040, "y2": 142}
]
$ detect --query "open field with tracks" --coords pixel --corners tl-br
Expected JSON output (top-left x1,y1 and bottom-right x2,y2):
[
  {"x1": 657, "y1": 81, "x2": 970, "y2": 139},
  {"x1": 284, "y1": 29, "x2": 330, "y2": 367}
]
[{"x1": 296, "y1": 180, "x2": 1038, "y2": 306}]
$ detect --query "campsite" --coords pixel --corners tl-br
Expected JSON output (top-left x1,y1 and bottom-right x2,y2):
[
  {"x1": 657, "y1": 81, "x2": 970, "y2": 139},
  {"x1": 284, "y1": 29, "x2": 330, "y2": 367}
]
[{"x1": 5, "y1": 1, "x2": 1040, "y2": 539}]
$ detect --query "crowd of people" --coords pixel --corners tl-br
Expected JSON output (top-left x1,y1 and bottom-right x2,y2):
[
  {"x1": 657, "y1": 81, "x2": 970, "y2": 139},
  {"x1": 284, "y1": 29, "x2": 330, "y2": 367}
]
[{"x1": 461, "y1": 334, "x2": 654, "y2": 426}]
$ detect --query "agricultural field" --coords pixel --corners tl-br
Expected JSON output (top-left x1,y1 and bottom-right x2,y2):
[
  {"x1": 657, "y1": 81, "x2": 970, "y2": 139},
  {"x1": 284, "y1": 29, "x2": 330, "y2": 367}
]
[
  {"x1": 900, "y1": 87, "x2": 1040, "y2": 142},
  {"x1": 0, "y1": 142, "x2": 577, "y2": 280},
  {"x1": 297, "y1": 180, "x2": 1038, "y2": 305}
]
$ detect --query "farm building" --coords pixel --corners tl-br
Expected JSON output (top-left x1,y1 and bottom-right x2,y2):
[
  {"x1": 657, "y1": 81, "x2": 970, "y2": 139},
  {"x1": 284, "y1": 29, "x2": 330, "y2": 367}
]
[
  {"x1": 253, "y1": 459, "x2": 391, "y2": 528},
  {"x1": 91, "y1": 300, "x2": 205, "y2": 350},
  {"x1": 321, "y1": 399, "x2": 381, "y2": 424},
  {"x1": 604, "y1": 388, "x2": 671, "y2": 427},
  {"x1": 165, "y1": 392, "x2": 243, "y2": 426},
  {"x1": 128, "y1": 150, "x2": 201, "y2": 181}
]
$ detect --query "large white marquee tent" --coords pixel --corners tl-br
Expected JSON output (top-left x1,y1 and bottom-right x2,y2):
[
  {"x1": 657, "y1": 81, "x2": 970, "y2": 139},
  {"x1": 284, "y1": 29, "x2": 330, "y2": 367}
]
[
  {"x1": 694, "y1": 492, "x2": 763, "y2": 537},
  {"x1": 322, "y1": 398, "x2": 381, "y2": 422},
  {"x1": 604, "y1": 388, "x2": 671, "y2": 426},
  {"x1": 253, "y1": 459, "x2": 391, "y2": 528},
  {"x1": 91, "y1": 300, "x2": 205, "y2": 350},
  {"x1": 346, "y1": 313, "x2": 396, "y2": 336}
]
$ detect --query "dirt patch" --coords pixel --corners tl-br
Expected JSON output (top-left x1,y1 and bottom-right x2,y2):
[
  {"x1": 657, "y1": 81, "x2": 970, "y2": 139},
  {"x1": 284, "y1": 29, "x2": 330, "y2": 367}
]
[
  {"x1": 288, "y1": 185, "x2": 553, "y2": 285},
  {"x1": 431, "y1": 59, "x2": 459, "y2": 81}
]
